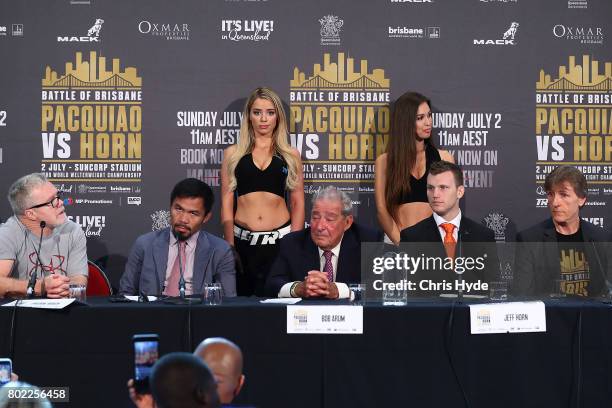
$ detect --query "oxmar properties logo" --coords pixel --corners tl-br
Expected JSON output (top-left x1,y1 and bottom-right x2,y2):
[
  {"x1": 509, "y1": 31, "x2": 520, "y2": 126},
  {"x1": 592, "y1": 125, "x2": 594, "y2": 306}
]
[
  {"x1": 553, "y1": 24, "x2": 603, "y2": 45},
  {"x1": 58, "y1": 18, "x2": 104, "y2": 42},
  {"x1": 221, "y1": 19, "x2": 274, "y2": 41},
  {"x1": 474, "y1": 22, "x2": 519, "y2": 45},
  {"x1": 138, "y1": 21, "x2": 190, "y2": 41}
]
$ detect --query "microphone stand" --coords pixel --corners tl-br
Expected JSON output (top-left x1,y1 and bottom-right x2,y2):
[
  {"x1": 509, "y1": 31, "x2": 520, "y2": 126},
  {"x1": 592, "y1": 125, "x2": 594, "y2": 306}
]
[
  {"x1": 455, "y1": 230, "x2": 464, "y2": 303},
  {"x1": 27, "y1": 221, "x2": 46, "y2": 298}
]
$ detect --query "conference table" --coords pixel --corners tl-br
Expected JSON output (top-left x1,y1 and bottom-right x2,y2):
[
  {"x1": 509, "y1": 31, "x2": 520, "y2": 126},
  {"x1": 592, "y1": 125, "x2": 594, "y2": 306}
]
[{"x1": 1, "y1": 296, "x2": 612, "y2": 408}]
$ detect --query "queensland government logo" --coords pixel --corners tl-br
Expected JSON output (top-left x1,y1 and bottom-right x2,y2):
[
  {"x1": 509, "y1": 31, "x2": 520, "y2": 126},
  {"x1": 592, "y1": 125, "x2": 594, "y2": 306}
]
[
  {"x1": 151, "y1": 210, "x2": 170, "y2": 231},
  {"x1": 221, "y1": 19, "x2": 273, "y2": 41},
  {"x1": 388, "y1": 26, "x2": 440, "y2": 39},
  {"x1": 474, "y1": 22, "x2": 518, "y2": 45},
  {"x1": 290, "y1": 52, "x2": 390, "y2": 184},
  {"x1": 553, "y1": 24, "x2": 603, "y2": 45},
  {"x1": 483, "y1": 211, "x2": 509, "y2": 241},
  {"x1": 58, "y1": 18, "x2": 104, "y2": 42},
  {"x1": 138, "y1": 21, "x2": 189, "y2": 41},
  {"x1": 320, "y1": 15, "x2": 343, "y2": 46}
]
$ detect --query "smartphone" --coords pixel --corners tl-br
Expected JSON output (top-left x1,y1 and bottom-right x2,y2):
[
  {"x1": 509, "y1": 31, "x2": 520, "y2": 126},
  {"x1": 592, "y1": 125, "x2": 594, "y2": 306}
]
[
  {"x1": 133, "y1": 334, "x2": 159, "y2": 394},
  {"x1": 0, "y1": 358, "x2": 12, "y2": 385}
]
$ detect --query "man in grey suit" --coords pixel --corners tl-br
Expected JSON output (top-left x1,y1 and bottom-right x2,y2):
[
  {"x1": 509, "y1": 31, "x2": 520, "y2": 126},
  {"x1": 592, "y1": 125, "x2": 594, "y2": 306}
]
[{"x1": 119, "y1": 178, "x2": 236, "y2": 297}]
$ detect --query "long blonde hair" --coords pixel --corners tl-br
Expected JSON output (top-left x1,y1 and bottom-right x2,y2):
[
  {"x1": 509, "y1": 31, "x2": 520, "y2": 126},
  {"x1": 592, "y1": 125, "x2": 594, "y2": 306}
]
[{"x1": 226, "y1": 87, "x2": 299, "y2": 192}]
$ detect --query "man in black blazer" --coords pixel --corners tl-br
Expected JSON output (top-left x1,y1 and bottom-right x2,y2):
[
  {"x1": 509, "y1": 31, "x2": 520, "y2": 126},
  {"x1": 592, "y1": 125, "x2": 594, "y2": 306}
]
[
  {"x1": 266, "y1": 186, "x2": 382, "y2": 299},
  {"x1": 400, "y1": 161, "x2": 496, "y2": 296},
  {"x1": 514, "y1": 166, "x2": 612, "y2": 298}
]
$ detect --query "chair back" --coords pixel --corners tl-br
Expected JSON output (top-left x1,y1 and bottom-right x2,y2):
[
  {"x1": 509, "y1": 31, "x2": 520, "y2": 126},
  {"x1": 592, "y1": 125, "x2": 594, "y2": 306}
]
[{"x1": 86, "y1": 260, "x2": 113, "y2": 296}]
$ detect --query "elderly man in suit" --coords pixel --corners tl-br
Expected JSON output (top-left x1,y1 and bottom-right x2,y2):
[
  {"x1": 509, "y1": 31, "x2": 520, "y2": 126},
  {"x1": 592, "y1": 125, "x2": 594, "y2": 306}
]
[
  {"x1": 266, "y1": 186, "x2": 382, "y2": 299},
  {"x1": 400, "y1": 161, "x2": 496, "y2": 295},
  {"x1": 120, "y1": 178, "x2": 236, "y2": 297}
]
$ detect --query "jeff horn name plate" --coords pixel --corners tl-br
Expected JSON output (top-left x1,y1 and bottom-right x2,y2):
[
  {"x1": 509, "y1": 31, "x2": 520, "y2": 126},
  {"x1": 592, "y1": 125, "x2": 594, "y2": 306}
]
[{"x1": 469, "y1": 301, "x2": 546, "y2": 334}]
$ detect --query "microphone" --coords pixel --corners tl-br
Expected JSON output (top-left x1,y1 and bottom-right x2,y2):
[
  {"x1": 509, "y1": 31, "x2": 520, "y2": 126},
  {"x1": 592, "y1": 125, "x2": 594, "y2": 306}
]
[
  {"x1": 589, "y1": 239, "x2": 611, "y2": 301},
  {"x1": 27, "y1": 221, "x2": 46, "y2": 298},
  {"x1": 174, "y1": 231, "x2": 186, "y2": 299}
]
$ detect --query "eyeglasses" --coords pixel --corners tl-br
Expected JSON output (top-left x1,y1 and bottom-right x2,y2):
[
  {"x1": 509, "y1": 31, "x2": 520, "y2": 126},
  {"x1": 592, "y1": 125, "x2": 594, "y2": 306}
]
[{"x1": 28, "y1": 194, "x2": 62, "y2": 210}]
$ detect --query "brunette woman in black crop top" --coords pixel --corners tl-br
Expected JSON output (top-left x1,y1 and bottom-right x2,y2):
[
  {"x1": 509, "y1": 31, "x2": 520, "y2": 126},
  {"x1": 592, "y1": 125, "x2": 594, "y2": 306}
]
[
  {"x1": 221, "y1": 87, "x2": 304, "y2": 296},
  {"x1": 374, "y1": 91, "x2": 454, "y2": 244}
]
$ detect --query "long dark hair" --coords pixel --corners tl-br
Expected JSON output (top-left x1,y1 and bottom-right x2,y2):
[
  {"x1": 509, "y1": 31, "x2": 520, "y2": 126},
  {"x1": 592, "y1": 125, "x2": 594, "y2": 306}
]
[{"x1": 384, "y1": 91, "x2": 435, "y2": 216}]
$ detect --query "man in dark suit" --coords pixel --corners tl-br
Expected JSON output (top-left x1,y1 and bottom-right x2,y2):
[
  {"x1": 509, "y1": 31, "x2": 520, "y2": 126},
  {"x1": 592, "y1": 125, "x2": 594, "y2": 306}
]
[
  {"x1": 120, "y1": 179, "x2": 236, "y2": 297},
  {"x1": 514, "y1": 166, "x2": 612, "y2": 298},
  {"x1": 266, "y1": 186, "x2": 382, "y2": 299},
  {"x1": 400, "y1": 161, "x2": 496, "y2": 296}
]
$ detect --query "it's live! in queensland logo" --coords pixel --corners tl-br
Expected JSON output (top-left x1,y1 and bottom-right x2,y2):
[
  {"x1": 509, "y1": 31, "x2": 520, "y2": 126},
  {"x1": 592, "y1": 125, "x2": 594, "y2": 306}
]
[
  {"x1": 40, "y1": 51, "x2": 143, "y2": 189},
  {"x1": 289, "y1": 52, "x2": 390, "y2": 186}
]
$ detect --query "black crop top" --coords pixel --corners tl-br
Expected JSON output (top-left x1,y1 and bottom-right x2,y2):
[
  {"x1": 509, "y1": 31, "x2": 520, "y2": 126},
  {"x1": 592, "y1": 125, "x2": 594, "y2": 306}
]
[
  {"x1": 235, "y1": 153, "x2": 288, "y2": 198},
  {"x1": 398, "y1": 143, "x2": 441, "y2": 203}
]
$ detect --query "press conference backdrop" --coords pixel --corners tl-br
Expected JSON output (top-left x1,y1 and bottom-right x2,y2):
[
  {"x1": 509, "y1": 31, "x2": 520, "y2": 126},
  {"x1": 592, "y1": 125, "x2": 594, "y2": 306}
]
[{"x1": 0, "y1": 0, "x2": 610, "y2": 286}]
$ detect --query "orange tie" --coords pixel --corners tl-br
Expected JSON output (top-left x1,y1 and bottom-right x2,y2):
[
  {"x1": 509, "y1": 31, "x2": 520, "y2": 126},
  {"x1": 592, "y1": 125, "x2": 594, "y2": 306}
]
[{"x1": 440, "y1": 223, "x2": 456, "y2": 259}]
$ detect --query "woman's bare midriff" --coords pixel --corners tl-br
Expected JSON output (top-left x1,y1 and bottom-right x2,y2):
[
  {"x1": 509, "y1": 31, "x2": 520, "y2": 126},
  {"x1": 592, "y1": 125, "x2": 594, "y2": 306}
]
[
  {"x1": 395, "y1": 202, "x2": 433, "y2": 231},
  {"x1": 235, "y1": 191, "x2": 290, "y2": 231}
]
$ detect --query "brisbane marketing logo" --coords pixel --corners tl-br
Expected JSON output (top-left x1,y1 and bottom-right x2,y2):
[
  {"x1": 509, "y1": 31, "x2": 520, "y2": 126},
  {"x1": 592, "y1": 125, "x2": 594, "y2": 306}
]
[
  {"x1": 58, "y1": 18, "x2": 104, "y2": 42},
  {"x1": 474, "y1": 22, "x2": 519, "y2": 45}
]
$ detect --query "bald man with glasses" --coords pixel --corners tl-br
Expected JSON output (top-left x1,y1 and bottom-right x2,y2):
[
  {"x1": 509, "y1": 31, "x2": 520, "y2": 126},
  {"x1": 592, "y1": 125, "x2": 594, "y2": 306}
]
[{"x1": 0, "y1": 173, "x2": 88, "y2": 298}]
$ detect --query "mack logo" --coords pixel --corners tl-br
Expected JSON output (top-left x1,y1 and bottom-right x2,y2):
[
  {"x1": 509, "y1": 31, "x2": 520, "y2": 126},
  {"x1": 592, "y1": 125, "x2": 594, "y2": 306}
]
[
  {"x1": 473, "y1": 39, "x2": 515, "y2": 45},
  {"x1": 57, "y1": 36, "x2": 100, "y2": 42}
]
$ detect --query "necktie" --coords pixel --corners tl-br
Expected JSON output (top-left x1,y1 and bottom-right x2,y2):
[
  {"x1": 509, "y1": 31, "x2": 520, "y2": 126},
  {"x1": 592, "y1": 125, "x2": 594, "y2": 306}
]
[
  {"x1": 323, "y1": 250, "x2": 334, "y2": 282},
  {"x1": 440, "y1": 223, "x2": 456, "y2": 259},
  {"x1": 164, "y1": 240, "x2": 186, "y2": 296}
]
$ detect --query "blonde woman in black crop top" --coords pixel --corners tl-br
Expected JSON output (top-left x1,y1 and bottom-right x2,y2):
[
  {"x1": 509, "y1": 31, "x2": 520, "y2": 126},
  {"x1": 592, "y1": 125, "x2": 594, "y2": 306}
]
[
  {"x1": 221, "y1": 87, "x2": 304, "y2": 296},
  {"x1": 374, "y1": 91, "x2": 454, "y2": 244}
]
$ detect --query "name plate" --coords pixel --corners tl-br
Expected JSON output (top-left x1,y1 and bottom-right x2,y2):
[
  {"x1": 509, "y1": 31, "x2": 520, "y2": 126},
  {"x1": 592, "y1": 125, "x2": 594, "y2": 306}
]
[
  {"x1": 287, "y1": 305, "x2": 363, "y2": 334},
  {"x1": 2, "y1": 299, "x2": 75, "y2": 309},
  {"x1": 469, "y1": 301, "x2": 546, "y2": 334}
]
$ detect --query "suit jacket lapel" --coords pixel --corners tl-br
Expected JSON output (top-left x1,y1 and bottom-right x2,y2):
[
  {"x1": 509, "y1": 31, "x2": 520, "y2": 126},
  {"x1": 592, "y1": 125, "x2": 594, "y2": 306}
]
[
  {"x1": 304, "y1": 230, "x2": 321, "y2": 273},
  {"x1": 153, "y1": 229, "x2": 170, "y2": 294},
  {"x1": 336, "y1": 228, "x2": 358, "y2": 282},
  {"x1": 193, "y1": 232, "x2": 214, "y2": 293}
]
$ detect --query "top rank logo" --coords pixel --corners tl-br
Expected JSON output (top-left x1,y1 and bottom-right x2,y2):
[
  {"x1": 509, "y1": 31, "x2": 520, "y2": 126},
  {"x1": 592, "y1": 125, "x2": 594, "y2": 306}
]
[
  {"x1": 474, "y1": 22, "x2": 519, "y2": 45},
  {"x1": 58, "y1": 18, "x2": 104, "y2": 42}
]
